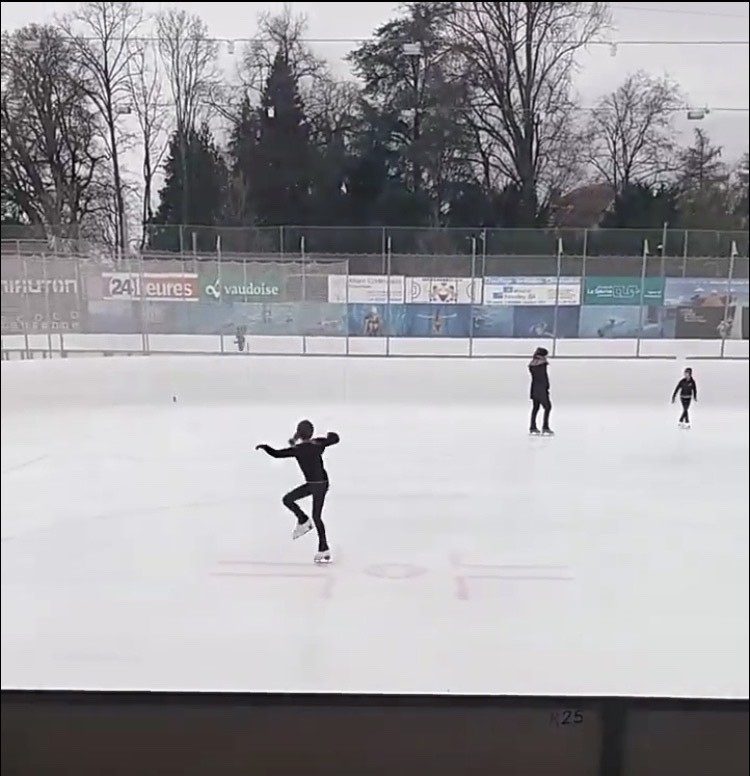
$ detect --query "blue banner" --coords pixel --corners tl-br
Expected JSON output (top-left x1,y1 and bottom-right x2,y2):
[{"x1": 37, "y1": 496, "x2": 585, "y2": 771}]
[
  {"x1": 347, "y1": 303, "x2": 407, "y2": 337},
  {"x1": 403, "y1": 304, "x2": 472, "y2": 337},
  {"x1": 664, "y1": 277, "x2": 749, "y2": 307}
]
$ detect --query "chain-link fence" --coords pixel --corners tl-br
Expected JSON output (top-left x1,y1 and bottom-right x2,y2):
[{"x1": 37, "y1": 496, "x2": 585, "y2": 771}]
[{"x1": 1, "y1": 226, "x2": 748, "y2": 358}]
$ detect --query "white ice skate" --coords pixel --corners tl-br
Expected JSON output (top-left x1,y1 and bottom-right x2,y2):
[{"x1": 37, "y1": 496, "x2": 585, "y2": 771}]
[
  {"x1": 292, "y1": 520, "x2": 313, "y2": 540},
  {"x1": 314, "y1": 550, "x2": 332, "y2": 565}
]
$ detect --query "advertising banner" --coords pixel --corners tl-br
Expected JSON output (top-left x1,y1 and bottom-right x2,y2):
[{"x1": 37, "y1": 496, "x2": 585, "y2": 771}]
[
  {"x1": 199, "y1": 263, "x2": 282, "y2": 302},
  {"x1": 664, "y1": 277, "x2": 750, "y2": 307},
  {"x1": 404, "y1": 304, "x2": 472, "y2": 337},
  {"x1": 578, "y1": 305, "x2": 672, "y2": 338},
  {"x1": 102, "y1": 272, "x2": 199, "y2": 302},
  {"x1": 512, "y1": 306, "x2": 580, "y2": 338},
  {"x1": 583, "y1": 277, "x2": 664, "y2": 306},
  {"x1": 483, "y1": 276, "x2": 581, "y2": 306},
  {"x1": 472, "y1": 306, "x2": 514, "y2": 337},
  {"x1": 1, "y1": 256, "x2": 83, "y2": 332},
  {"x1": 407, "y1": 277, "x2": 481, "y2": 304},
  {"x1": 328, "y1": 275, "x2": 406, "y2": 304},
  {"x1": 674, "y1": 305, "x2": 735, "y2": 339},
  {"x1": 347, "y1": 303, "x2": 407, "y2": 337}
]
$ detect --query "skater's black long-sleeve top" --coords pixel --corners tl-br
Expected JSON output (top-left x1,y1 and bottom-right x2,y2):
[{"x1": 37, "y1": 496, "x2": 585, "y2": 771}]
[
  {"x1": 672, "y1": 378, "x2": 697, "y2": 401},
  {"x1": 257, "y1": 432, "x2": 340, "y2": 483},
  {"x1": 528, "y1": 357, "x2": 550, "y2": 400}
]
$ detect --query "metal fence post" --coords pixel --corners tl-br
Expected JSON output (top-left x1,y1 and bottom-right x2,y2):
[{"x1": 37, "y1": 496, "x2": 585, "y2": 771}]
[
  {"x1": 681, "y1": 230, "x2": 689, "y2": 277},
  {"x1": 217, "y1": 234, "x2": 224, "y2": 353},
  {"x1": 582, "y1": 228, "x2": 588, "y2": 279},
  {"x1": 137, "y1": 250, "x2": 148, "y2": 354},
  {"x1": 344, "y1": 257, "x2": 350, "y2": 356},
  {"x1": 635, "y1": 240, "x2": 648, "y2": 358},
  {"x1": 469, "y1": 236, "x2": 477, "y2": 358},
  {"x1": 21, "y1": 254, "x2": 30, "y2": 357},
  {"x1": 72, "y1": 253, "x2": 83, "y2": 354},
  {"x1": 300, "y1": 235, "x2": 307, "y2": 356},
  {"x1": 720, "y1": 240, "x2": 738, "y2": 359},
  {"x1": 381, "y1": 227, "x2": 387, "y2": 274},
  {"x1": 41, "y1": 252, "x2": 52, "y2": 357},
  {"x1": 552, "y1": 238, "x2": 562, "y2": 357},
  {"x1": 386, "y1": 235, "x2": 392, "y2": 357}
]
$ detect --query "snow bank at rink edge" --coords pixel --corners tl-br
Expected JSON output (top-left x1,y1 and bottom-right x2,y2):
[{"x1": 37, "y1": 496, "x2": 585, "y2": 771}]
[{"x1": 1, "y1": 355, "x2": 748, "y2": 411}]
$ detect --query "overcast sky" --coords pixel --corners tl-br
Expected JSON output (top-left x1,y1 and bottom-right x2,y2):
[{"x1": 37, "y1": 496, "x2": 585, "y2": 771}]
[{"x1": 1, "y1": 1, "x2": 748, "y2": 159}]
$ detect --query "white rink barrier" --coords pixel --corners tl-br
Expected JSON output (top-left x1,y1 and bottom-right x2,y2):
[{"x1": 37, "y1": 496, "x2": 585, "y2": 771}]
[
  {"x1": 2, "y1": 351, "x2": 748, "y2": 411},
  {"x1": 1, "y1": 332, "x2": 748, "y2": 361}
]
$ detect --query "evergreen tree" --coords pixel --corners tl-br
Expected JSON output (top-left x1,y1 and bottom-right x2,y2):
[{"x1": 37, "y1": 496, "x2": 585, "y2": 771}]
[
  {"x1": 600, "y1": 183, "x2": 680, "y2": 230},
  {"x1": 251, "y1": 50, "x2": 314, "y2": 226},
  {"x1": 348, "y1": 2, "x2": 476, "y2": 225},
  {"x1": 226, "y1": 94, "x2": 261, "y2": 226},
  {"x1": 151, "y1": 123, "x2": 228, "y2": 251},
  {"x1": 676, "y1": 130, "x2": 742, "y2": 230}
]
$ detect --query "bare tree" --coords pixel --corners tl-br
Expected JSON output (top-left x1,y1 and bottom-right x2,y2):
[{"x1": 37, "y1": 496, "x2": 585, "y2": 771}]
[
  {"x1": 306, "y1": 77, "x2": 360, "y2": 148},
  {"x1": 240, "y1": 6, "x2": 326, "y2": 102},
  {"x1": 156, "y1": 9, "x2": 219, "y2": 135},
  {"x1": 446, "y1": 1, "x2": 610, "y2": 225},
  {"x1": 61, "y1": 2, "x2": 144, "y2": 252},
  {"x1": 0, "y1": 25, "x2": 109, "y2": 241},
  {"x1": 587, "y1": 70, "x2": 683, "y2": 191},
  {"x1": 156, "y1": 8, "x2": 219, "y2": 227},
  {"x1": 126, "y1": 43, "x2": 169, "y2": 248}
]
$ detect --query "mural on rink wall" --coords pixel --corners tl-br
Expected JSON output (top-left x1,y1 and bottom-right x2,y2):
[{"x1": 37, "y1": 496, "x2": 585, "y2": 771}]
[{"x1": 1, "y1": 262, "x2": 748, "y2": 341}]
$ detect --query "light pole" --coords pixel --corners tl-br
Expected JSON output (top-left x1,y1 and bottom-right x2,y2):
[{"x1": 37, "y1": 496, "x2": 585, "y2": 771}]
[{"x1": 403, "y1": 42, "x2": 423, "y2": 195}]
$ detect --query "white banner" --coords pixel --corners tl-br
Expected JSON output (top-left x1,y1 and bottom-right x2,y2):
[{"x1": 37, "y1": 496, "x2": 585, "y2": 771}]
[
  {"x1": 327, "y1": 275, "x2": 405, "y2": 304},
  {"x1": 1, "y1": 278, "x2": 79, "y2": 295},
  {"x1": 407, "y1": 277, "x2": 483, "y2": 304},
  {"x1": 483, "y1": 276, "x2": 581, "y2": 306},
  {"x1": 102, "y1": 272, "x2": 200, "y2": 302}
]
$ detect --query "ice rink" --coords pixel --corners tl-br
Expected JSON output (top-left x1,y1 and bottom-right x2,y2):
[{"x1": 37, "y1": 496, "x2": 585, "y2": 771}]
[{"x1": 1, "y1": 354, "x2": 748, "y2": 698}]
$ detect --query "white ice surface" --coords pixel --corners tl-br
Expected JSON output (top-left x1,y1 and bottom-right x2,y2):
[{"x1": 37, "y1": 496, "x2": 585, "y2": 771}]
[{"x1": 1, "y1": 356, "x2": 748, "y2": 697}]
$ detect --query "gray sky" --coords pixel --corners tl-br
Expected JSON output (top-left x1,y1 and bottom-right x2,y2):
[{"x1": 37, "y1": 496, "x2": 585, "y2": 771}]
[{"x1": 1, "y1": 1, "x2": 748, "y2": 158}]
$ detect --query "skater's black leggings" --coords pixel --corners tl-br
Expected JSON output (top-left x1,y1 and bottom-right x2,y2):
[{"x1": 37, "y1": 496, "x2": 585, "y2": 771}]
[
  {"x1": 530, "y1": 394, "x2": 552, "y2": 431},
  {"x1": 679, "y1": 397, "x2": 692, "y2": 424},
  {"x1": 283, "y1": 481, "x2": 329, "y2": 552}
]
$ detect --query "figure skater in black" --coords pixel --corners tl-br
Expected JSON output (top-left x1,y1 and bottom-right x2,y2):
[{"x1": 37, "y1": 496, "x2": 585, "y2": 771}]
[
  {"x1": 528, "y1": 346, "x2": 554, "y2": 435},
  {"x1": 256, "y1": 420, "x2": 340, "y2": 563},
  {"x1": 671, "y1": 367, "x2": 698, "y2": 428}
]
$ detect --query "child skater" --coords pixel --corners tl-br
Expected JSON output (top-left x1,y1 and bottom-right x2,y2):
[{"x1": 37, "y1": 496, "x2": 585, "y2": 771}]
[
  {"x1": 671, "y1": 367, "x2": 698, "y2": 428},
  {"x1": 528, "y1": 346, "x2": 554, "y2": 435},
  {"x1": 256, "y1": 420, "x2": 340, "y2": 564}
]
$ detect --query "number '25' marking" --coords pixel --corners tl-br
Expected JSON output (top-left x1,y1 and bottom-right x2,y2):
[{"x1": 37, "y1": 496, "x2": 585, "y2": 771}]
[{"x1": 549, "y1": 710, "x2": 584, "y2": 727}]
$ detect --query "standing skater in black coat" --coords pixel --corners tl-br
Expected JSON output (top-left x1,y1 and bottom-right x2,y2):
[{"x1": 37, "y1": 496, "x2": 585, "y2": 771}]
[
  {"x1": 671, "y1": 367, "x2": 698, "y2": 428},
  {"x1": 256, "y1": 420, "x2": 340, "y2": 564},
  {"x1": 528, "y1": 347, "x2": 554, "y2": 435}
]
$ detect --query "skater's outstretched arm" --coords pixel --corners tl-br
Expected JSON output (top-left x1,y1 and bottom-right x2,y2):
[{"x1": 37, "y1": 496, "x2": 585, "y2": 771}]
[
  {"x1": 313, "y1": 431, "x2": 340, "y2": 448},
  {"x1": 671, "y1": 381, "x2": 682, "y2": 402},
  {"x1": 256, "y1": 444, "x2": 296, "y2": 459},
  {"x1": 692, "y1": 381, "x2": 698, "y2": 400}
]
